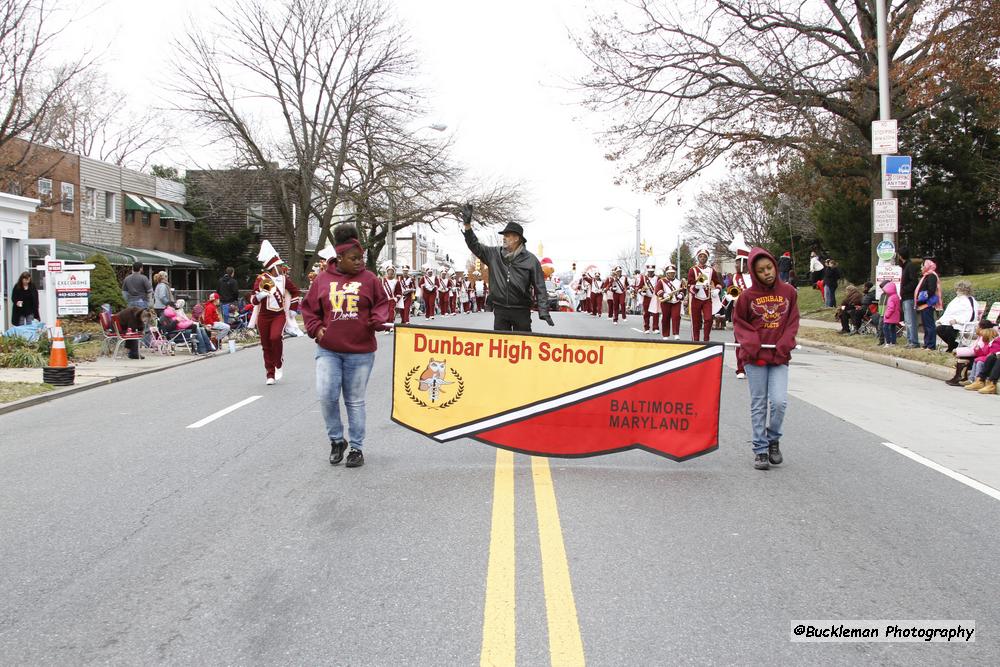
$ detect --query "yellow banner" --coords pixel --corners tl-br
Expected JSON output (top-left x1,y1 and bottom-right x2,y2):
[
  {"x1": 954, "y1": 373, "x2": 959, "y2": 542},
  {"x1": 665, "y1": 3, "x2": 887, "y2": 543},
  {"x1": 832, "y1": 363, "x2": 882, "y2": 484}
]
[{"x1": 392, "y1": 325, "x2": 709, "y2": 438}]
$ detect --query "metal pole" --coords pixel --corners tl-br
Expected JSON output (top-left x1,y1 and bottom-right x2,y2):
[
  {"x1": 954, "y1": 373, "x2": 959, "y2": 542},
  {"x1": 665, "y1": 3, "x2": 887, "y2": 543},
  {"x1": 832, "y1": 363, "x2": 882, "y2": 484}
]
[
  {"x1": 635, "y1": 208, "x2": 641, "y2": 273},
  {"x1": 876, "y1": 0, "x2": 895, "y2": 251},
  {"x1": 386, "y1": 184, "x2": 397, "y2": 266}
]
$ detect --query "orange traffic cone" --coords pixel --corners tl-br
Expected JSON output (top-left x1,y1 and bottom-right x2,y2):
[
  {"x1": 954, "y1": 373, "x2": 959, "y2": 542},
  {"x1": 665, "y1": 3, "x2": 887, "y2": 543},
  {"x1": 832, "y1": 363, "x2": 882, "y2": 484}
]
[{"x1": 48, "y1": 319, "x2": 68, "y2": 367}]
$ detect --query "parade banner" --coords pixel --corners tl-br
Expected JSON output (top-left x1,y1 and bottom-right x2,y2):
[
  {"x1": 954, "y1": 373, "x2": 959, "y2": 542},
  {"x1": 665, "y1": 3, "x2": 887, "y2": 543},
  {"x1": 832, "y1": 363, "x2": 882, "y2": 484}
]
[{"x1": 392, "y1": 325, "x2": 723, "y2": 460}]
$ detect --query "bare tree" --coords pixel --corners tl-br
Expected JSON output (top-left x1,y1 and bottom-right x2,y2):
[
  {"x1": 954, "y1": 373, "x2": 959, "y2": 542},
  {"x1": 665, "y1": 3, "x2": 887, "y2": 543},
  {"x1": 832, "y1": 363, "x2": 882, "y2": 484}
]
[
  {"x1": 682, "y1": 171, "x2": 776, "y2": 252},
  {"x1": 576, "y1": 0, "x2": 1000, "y2": 197},
  {"x1": 44, "y1": 70, "x2": 174, "y2": 170},
  {"x1": 173, "y1": 0, "x2": 415, "y2": 281},
  {"x1": 0, "y1": 0, "x2": 90, "y2": 176}
]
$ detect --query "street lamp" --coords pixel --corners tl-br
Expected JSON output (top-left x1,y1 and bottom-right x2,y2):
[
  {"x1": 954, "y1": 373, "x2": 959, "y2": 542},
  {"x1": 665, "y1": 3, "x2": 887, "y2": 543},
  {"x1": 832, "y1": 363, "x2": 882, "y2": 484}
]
[
  {"x1": 387, "y1": 123, "x2": 449, "y2": 265},
  {"x1": 603, "y1": 206, "x2": 641, "y2": 272}
]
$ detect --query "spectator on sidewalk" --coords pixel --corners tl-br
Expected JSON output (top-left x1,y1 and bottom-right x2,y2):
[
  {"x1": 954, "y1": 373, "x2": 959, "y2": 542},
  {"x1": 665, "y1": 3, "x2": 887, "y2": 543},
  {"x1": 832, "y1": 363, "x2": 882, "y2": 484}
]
[
  {"x1": 10, "y1": 271, "x2": 40, "y2": 326},
  {"x1": 899, "y1": 247, "x2": 921, "y2": 349},
  {"x1": 218, "y1": 267, "x2": 240, "y2": 324},
  {"x1": 122, "y1": 262, "x2": 153, "y2": 309},
  {"x1": 914, "y1": 258, "x2": 944, "y2": 350},
  {"x1": 202, "y1": 293, "x2": 231, "y2": 341},
  {"x1": 822, "y1": 259, "x2": 841, "y2": 307},
  {"x1": 778, "y1": 251, "x2": 793, "y2": 284},
  {"x1": 974, "y1": 352, "x2": 1000, "y2": 395},
  {"x1": 935, "y1": 280, "x2": 978, "y2": 353},
  {"x1": 881, "y1": 281, "x2": 901, "y2": 346},
  {"x1": 836, "y1": 284, "x2": 862, "y2": 333},
  {"x1": 965, "y1": 321, "x2": 1000, "y2": 393},
  {"x1": 809, "y1": 251, "x2": 824, "y2": 287},
  {"x1": 153, "y1": 271, "x2": 174, "y2": 318},
  {"x1": 117, "y1": 306, "x2": 153, "y2": 360},
  {"x1": 160, "y1": 306, "x2": 212, "y2": 354}
]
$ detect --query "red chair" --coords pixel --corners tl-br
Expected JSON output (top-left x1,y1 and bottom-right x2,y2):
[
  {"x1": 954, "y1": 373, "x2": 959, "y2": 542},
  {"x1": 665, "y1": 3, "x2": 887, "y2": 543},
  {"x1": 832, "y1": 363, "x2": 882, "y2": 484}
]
[
  {"x1": 98, "y1": 311, "x2": 122, "y2": 357},
  {"x1": 110, "y1": 313, "x2": 145, "y2": 360}
]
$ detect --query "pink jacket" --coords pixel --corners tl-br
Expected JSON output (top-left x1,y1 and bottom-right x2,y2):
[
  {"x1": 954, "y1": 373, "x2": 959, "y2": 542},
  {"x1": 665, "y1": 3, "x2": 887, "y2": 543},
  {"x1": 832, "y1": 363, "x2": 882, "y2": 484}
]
[
  {"x1": 973, "y1": 337, "x2": 1000, "y2": 364},
  {"x1": 882, "y1": 282, "x2": 901, "y2": 324}
]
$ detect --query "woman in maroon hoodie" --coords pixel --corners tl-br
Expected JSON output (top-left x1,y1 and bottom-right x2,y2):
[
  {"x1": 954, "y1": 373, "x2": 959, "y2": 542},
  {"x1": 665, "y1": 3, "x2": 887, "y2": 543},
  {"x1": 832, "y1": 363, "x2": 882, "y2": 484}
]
[
  {"x1": 732, "y1": 248, "x2": 800, "y2": 470},
  {"x1": 301, "y1": 224, "x2": 392, "y2": 469}
]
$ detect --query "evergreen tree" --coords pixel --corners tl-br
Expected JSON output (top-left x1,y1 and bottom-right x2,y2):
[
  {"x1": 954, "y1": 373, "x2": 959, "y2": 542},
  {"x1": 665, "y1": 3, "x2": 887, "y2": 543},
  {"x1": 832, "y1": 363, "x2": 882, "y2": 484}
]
[
  {"x1": 898, "y1": 94, "x2": 1000, "y2": 274},
  {"x1": 86, "y1": 253, "x2": 125, "y2": 313}
]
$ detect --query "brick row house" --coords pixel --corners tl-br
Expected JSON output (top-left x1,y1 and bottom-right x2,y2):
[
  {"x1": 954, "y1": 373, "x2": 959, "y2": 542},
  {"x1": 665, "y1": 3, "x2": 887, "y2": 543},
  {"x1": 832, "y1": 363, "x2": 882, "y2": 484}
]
[{"x1": 0, "y1": 139, "x2": 210, "y2": 317}]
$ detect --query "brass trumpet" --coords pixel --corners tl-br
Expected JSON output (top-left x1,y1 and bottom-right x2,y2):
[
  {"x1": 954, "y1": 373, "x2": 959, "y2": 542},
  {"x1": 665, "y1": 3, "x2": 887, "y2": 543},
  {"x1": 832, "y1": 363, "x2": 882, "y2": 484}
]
[
  {"x1": 259, "y1": 272, "x2": 275, "y2": 293},
  {"x1": 726, "y1": 284, "x2": 742, "y2": 300}
]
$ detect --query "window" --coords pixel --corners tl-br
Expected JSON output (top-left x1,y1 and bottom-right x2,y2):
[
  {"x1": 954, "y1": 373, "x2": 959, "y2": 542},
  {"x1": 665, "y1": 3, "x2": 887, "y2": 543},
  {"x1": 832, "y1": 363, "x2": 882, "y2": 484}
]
[
  {"x1": 61, "y1": 183, "x2": 74, "y2": 213},
  {"x1": 37, "y1": 178, "x2": 52, "y2": 196},
  {"x1": 105, "y1": 192, "x2": 115, "y2": 221},
  {"x1": 125, "y1": 210, "x2": 134, "y2": 224},
  {"x1": 159, "y1": 215, "x2": 168, "y2": 228},
  {"x1": 83, "y1": 187, "x2": 97, "y2": 218},
  {"x1": 174, "y1": 220, "x2": 183, "y2": 230},
  {"x1": 246, "y1": 204, "x2": 263, "y2": 234},
  {"x1": 141, "y1": 211, "x2": 150, "y2": 226}
]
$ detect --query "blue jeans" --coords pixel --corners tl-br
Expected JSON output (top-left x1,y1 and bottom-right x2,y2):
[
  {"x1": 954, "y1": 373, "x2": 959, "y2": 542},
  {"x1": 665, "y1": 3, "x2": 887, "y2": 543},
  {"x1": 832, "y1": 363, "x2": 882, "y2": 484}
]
[
  {"x1": 221, "y1": 302, "x2": 231, "y2": 324},
  {"x1": 745, "y1": 364, "x2": 789, "y2": 454},
  {"x1": 902, "y1": 299, "x2": 918, "y2": 346},
  {"x1": 316, "y1": 348, "x2": 375, "y2": 449},
  {"x1": 920, "y1": 308, "x2": 937, "y2": 349},
  {"x1": 882, "y1": 322, "x2": 897, "y2": 345},
  {"x1": 823, "y1": 285, "x2": 835, "y2": 307}
]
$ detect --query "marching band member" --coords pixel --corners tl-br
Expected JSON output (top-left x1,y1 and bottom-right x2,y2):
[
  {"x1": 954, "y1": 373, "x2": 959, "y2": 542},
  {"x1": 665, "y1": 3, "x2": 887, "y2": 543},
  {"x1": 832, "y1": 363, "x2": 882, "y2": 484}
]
[
  {"x1": 592, "y1": 271, "x2": 604, "y2": 318},
  {"x1": 639, "y1": 260, "x2": 660, "y2": 334},
  {"x1": 250, "y1": 240, "x2": 301, "y2": 385},
  {"x1": 687, "y1": 246, "x2": 723, "y2": 341},
  {"x1": 606, "y1": 266, "x2": 627, "y2": 323},
  {"x1": 380, "y1": 262, "x2": 404, "y2": 330},
  {"x1": 473, "y1": 271, "x2": 486, "y2": 312},
  {"x1": 422, "y1": 267, "x2": 437, "y2": 319},
  {"x1": 657, "y1": 264, "x2": 685, "y2": 340},
  {"x1": 437, "y1": 267, "x2": 451, "y2": 317},
  {"x1": 465, "y1": 274, "x2": 476, "y2": 312},
  {"x1": 450, "y1": 270, "x2": 460, "y2": 315},
  {"x1": 399, "y1": 264, "x2": 416, "y2": 324},
  {"x1": 727, "y1": 239, "x2": 754, "y2": 378},
  {"x1": 581, "y1": 270, "x2": 593, "y2": 314}
]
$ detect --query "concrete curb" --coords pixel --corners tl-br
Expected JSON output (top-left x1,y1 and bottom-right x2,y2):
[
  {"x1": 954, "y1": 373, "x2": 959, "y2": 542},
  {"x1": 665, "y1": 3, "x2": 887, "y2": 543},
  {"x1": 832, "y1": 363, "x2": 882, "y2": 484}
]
[
  {"x1": 0, "y1": 339, "x2": 264, "y2": 417},
  {"x1": 798, "y1": 338, "x2": 953, "y2": 381}
]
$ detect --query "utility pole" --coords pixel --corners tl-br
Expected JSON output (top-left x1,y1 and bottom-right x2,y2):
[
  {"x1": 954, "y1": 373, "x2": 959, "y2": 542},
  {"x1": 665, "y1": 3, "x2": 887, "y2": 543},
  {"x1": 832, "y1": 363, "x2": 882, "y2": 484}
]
[
  {"x1": 635, "y1": 209, "x2": 641, "y2": 272},
  {"x1": 876, "y1": 0, "x2": 896, "y2": 252}
]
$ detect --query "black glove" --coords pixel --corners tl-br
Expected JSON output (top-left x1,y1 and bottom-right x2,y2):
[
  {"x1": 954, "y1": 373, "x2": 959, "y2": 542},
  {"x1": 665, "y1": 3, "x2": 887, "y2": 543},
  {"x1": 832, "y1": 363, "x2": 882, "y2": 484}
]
[
  {"x1": 541, "y1": 313, "x2": 554, "y2": 326},
  {"x1": 461, "y1": 203, "x2": 474, "y2": 226}
]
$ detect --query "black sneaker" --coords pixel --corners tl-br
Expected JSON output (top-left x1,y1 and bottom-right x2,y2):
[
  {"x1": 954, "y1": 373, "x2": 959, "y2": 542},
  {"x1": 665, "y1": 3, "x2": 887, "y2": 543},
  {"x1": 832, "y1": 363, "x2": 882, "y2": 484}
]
[
  {"x1": 329, "y1": 439, "x2": 348, "y2": 465},
  {"x1": 768, "y1": 440, "x2": 783, "y2": 465},
  {"x1": 754, "y1": 453, "x2": 770, "y2": 470},
  {"x1": 345, "y1": 448, "x2": 364, "y2": 468}
]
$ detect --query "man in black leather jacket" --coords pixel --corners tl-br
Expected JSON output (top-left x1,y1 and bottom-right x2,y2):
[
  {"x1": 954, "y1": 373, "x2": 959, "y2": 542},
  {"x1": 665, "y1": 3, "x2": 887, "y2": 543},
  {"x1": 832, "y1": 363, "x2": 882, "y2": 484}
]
[{"x1": 461, "y1": 204, "x2": 554, "y2": 331}]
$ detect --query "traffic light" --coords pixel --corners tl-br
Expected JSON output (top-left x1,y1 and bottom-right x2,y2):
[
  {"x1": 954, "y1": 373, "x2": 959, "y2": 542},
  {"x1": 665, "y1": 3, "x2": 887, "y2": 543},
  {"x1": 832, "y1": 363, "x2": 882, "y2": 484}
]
[{"x1": 572, "y1": 262, "x2": 576, "y2": 271}]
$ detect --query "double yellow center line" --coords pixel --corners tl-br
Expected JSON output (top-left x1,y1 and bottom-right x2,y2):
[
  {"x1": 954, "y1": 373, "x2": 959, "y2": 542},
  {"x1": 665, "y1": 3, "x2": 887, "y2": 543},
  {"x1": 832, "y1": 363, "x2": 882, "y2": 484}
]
[{"x1": 480, "y1": 449, "x2": 585, "y2": 666}]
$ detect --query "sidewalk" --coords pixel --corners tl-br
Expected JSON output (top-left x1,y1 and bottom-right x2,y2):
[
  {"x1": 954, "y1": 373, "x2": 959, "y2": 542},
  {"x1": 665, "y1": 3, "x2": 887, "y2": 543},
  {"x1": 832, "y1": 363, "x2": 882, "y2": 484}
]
[{"x1": 0, "y1": 345, "x2": 253, "y2": 415}]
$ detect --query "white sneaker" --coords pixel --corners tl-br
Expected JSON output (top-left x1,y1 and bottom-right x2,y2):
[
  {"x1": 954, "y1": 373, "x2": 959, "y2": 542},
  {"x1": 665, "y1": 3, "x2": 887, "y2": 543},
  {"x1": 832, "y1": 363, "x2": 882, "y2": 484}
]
[
  {"x1": 266, "y1": 377, "x2": 275, "y2": 385},
  {"x1": 673, "y1": 335, "x2": 680, "y2": 340},
  {"x1": 643, "y1": 329, "x2": 650, "y2": 334},
  {"x1": 736, "y1": 372, "x2": 746, "y2": 379},
  {"x1": 275, "y1": 367, "x2": 283, "y2": 382}
]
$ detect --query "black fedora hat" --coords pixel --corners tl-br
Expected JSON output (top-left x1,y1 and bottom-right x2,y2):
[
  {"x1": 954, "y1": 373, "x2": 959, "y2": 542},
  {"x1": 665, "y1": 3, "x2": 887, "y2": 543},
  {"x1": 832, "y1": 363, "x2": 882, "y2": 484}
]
[{"x1": 498, "y1": 222, "x2": 526, "y2": 241}]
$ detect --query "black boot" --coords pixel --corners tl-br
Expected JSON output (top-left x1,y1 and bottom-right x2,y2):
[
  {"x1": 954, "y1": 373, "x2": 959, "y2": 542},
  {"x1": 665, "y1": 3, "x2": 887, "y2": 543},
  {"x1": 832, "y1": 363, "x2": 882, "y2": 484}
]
[{"x1": 945, "y1": 361, "x2": 968, "y2": 387}]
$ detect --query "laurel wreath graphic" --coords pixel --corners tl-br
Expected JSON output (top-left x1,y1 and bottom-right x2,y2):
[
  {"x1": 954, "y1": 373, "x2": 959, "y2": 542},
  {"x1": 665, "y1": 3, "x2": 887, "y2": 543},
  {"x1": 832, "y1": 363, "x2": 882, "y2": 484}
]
[{"x1": 404, "y1": 365, "x2": 464, "y2": 410}]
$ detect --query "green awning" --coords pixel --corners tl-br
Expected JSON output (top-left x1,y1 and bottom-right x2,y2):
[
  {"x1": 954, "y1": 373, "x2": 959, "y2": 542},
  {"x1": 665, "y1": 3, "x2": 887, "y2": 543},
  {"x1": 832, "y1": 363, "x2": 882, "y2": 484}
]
[
  {"x1": 144, "y1": 198, "x2": 168, "y2": 215},
  {"x1": 173, "y1": 204, "x2": 196, "y2": 222},
  {"x1": 158, "y1": 202, "x2": 181, "y2": 219},
  {"x1": 85, "y1": 243, "x2": 173, "y2": 267},
  {"x1": 56, "y1": 241, "x2": 134, "y2": 266},
  {"x1": 124, "y1": 193, "x2": 155, "y2": 213}
]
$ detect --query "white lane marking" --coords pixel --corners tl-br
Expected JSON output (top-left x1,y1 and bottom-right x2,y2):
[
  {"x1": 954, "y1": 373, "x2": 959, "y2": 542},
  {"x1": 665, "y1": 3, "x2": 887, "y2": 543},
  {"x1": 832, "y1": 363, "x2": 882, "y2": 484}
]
[
  {"x1": 187, "y1": 396, "x2": 263, "y2": 429},
  {"x1": 882, "y1": 442, "x2": 1000, "y2": 502},
  {"x1": 630, "y1": 327, "x2": 646, "y2": 334}
]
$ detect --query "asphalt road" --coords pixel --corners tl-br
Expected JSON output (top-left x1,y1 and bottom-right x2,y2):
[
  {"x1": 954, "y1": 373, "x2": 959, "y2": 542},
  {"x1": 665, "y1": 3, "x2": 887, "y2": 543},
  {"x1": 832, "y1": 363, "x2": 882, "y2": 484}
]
[{"x1": 1, "y1": 310, "x2": 998, "y2": 665}]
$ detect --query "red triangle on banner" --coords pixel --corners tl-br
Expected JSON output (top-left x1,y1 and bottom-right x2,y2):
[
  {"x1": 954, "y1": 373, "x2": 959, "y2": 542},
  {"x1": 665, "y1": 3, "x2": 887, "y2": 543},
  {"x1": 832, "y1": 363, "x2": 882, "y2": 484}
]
[{"x1": 474, "y1": 356, "x2": 722, "y2": 460}]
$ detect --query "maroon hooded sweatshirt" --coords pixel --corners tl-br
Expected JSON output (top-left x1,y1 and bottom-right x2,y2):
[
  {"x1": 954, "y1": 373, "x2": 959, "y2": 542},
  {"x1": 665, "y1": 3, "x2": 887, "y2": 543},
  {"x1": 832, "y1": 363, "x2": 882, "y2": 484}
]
[
  {"x1": 732, "y1": 247, "x2": 800, "y2": 366},
  {"x1": 301, "y1": 262, "x2": 391, "y2": 354}
]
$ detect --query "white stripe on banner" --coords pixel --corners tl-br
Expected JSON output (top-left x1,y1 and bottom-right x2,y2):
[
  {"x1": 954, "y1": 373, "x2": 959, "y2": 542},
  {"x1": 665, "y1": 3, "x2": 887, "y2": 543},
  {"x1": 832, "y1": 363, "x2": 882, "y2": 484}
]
[{"x1": 435, "y1": 346, "x2": 722, "y2": 441}]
